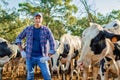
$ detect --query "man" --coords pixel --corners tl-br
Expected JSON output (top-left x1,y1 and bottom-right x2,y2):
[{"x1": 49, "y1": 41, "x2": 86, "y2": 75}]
[{"x1": 15, "y1": 12, "x2": 55, "y2": 80}]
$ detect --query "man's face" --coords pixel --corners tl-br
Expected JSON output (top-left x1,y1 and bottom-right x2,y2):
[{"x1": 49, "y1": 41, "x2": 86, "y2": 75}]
[{"x1": 34, "y1": 15, "x2": 43, "y2": 24}]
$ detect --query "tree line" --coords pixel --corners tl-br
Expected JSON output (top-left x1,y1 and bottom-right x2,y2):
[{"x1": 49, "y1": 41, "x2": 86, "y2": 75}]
[{"x1": 0, "y1": 0, "x2": 120, "y2": 42}]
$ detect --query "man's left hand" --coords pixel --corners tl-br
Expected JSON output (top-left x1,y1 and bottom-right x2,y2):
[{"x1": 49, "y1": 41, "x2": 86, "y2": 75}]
[{"x1": 40, "y1": 56, "x2": 50, "y2": 63}]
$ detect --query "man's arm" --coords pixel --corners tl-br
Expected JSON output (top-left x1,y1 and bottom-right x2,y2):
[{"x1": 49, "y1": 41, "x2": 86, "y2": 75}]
[
  {"x1": 46, "y1": 28, "x2": 56, "y2": 56},
  {"x1": 15, "y1": 27, "x2": 27, "y2": 58},
  {"x1": 39, "y1": 27, "x2": 55, "y2": 63},
  {"x1": 15, "y1": 27, "x2": 27, "y2": 46}
]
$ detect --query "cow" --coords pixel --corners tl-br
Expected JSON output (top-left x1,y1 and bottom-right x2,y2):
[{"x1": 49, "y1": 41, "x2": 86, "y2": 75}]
[
  {"x1": 77, "y1": 23, "x2": 120, "y2": 80},
  {"x1": 98, "y1": 40, "x2": 120, "y2": 80},
  {"x1": 101, "y1": 19, "x2": 120, "y2": 79},
  {"x1": 49, "y1": 40, "x2": 60, "y2": 78},
  {"x1": 0, "y1": 38, "x2": 20, "y2": 79},
  {"x1": 103, "y1": 19, "x2": 120, "y2": 34},
  {"x1": 57, "y1": 34, "x2": 81, "y2": 80}
]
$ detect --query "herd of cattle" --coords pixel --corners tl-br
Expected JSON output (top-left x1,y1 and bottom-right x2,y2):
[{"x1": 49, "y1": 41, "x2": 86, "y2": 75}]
[{"x1": 1, "y1": 19, "x2": 120, "y2": 80}]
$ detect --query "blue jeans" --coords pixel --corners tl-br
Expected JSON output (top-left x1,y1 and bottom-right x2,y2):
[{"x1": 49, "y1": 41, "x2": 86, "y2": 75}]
[{"x1": 26, "y1": 57, "x2": 51, "y2": 80}]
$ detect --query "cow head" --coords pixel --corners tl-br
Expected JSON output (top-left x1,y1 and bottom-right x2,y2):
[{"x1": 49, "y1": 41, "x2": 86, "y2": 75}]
[
  {"x1": 103, "y1": 19, "x2": 120, "y2": 34},
  {"x1": 57, "y1": 34, "x2": 71, "y2": 59},
  {"x1": 57, "y1": 43, "x2": 70, "y2": 65},
  {"x1": 0, "y1": 38, "x2": 19, "y2": 66},
  {"x1": 0, "y1": 38, "x2": 13, "y2": 58},
  {"x1": 50, "y1": 40, "x2": 60, "y2": 74},
  {"x1": 60, "y1": 43, "x2": 70, "y2": 58},
  {"x1": 51, "y1": 53, "x2": 60, "y2": 74}
]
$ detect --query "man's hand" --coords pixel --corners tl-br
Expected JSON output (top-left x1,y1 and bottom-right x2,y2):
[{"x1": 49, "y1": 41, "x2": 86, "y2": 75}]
[
  {"x1": 40, "y1": 56, "x2": 50, "y2": 63},
  {"x1": 21, "y1": 50, "x2": 26, "y2": 58}
]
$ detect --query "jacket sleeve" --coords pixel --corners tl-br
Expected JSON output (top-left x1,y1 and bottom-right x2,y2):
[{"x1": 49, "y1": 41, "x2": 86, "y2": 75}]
[
  {"x1": 46, "y1": 28, "x2": 56, "y2": 54},
  {"x1": 15, "y1": 27, "x2": 27, "y2": 45}
]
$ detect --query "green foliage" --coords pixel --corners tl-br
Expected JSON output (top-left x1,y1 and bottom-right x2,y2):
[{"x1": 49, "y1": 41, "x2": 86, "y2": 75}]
[
  {"x1": 67, "y1": 17, "x2": 89, "y2": 36},
  {"x1": 18, "y1": 0, "x2": 78, "y2": 39},
  {"x1": 1, "y1": 0, "x2": 120, "y2": 42},
  {"x1": 48, "y1": 20, "x2": 66, "y2": 40},
  {"x1": 0, "y1": 5, "x2": 32, "y2": 42}
]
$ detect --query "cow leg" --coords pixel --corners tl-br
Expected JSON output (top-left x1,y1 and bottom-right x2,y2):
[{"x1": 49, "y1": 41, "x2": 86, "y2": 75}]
[
  {"x1": 70, "y1": 61, "x2": 74, "y2": 80},
  {"x1": 62, "y1": 73, "x2": 66, "y2": 80},
  {"x1": 60, "y1": 64, "x2": 66, "y2": 80},
  {"x1": 70, "y1": 59, "x2": 74, "y2": 80},
  {"x1": 104, "y1": 71, "x2": 109, "y2": 80},
  {"x1": 99, "y1": 66, "x2": 108, "y2": 80},
  {"x1": 70, "y1": 70, "x2": 74, "y2": 80},
  {"x1": 82, "y1": 68, "x2": 88, "y2": 80},
  {"x1": 70, "y1": 59, "x2": 79, "y2": 80},
  {"x1": 57, "y1": 69, "x2": 60, "y2": 79},
  {"x1": 100, "y1": 71, "x2": 109, "y2": 80},
  {"x1": 92, "y1": 66, "x2": 99, "y2": 80},
  {"x1": 65, "y1": 55, "x2": 72, "y2": 71},
  {"x1": 56, "y1": 65, "x2": 61, "y2": 80}
]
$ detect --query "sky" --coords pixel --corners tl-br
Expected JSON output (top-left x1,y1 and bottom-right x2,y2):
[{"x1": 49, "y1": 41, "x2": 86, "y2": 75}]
[
  {"x1": 95, "y1": 0, "x2": 120, "y2": 14},
  {"x1": 7, "y1": 0, "x2": 25, "y2": 8},
  {"x1": 3, "y1": 0, "x2": 120, "y2": 15},
  {"x1": 72, "y1": 0, "x2": 120, "y2": 16}
]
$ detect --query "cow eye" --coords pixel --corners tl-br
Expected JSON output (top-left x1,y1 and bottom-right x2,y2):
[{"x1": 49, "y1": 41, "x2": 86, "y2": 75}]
[{"x1": 113, "y1": 23, "x2": 117, "y2": 27}]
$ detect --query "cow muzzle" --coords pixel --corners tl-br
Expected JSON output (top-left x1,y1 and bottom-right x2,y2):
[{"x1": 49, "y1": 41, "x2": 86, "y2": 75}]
[
  {"x1": 77, "y1": 61, "x2": 84, "y2": 71},
  {"x1": 61, "y1": 57, "x2": 67, "y2": 64}
]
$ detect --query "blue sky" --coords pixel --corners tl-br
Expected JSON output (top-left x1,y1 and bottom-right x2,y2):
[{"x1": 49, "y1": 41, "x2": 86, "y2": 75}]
[
  {"x1": 95, "y1": 0, "x2": 120, "y2": 14},
  {"x1": 5, "y1": 0, "x2": 120, "y2": 15},
  {"x1": 7, "y1": 0, "x2": 25, "y2": 8}
]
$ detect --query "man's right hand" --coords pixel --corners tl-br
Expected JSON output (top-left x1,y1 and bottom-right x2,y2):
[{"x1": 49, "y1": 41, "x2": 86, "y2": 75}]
[{"x1": 21, "y1": 50, "x2": 26, "y2": 58}]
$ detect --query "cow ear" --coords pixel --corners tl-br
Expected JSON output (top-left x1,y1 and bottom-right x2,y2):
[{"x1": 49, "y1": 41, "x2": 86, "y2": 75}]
[{"x1": 111, "y1": 36, "x2": 118, "y2": 43}]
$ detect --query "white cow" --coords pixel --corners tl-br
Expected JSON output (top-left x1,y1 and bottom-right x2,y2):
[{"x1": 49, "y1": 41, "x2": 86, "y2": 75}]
[
  {"x1": 77, "y1": 23, "x2": 120, "y2": 80},
  {"x1": 50, "y1": 40, "x2": 60, "y2": 78},
  {"x1": 50, "y1": 40, "x2": 60, "y2": 71},
  {"x1": 0, "y1": 38, "x2": 19, "y2": 79},
  {"x1": 43, "y1": 40, "x2": 61, "y2": 79},
  {"x1": 57, "y1": 34, "x2": 81, "y2": 80}
]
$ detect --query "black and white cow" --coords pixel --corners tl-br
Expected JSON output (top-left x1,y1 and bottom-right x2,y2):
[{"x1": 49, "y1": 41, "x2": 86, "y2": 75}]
[
  {"x1": 101, "y1": 19, "x2": 120, "y2": 79},
  {"x1": 98, "y1": 40, "x2": 120, "y2": 80},
  {"x1": 0, "y1": 38, "x2": 19, "y2": 79},
  {"x1": 77, "y1": 23, "x2": 120, "y2": 80},
  {"x1": 57, "y1": 34, "x2": 81, "y2": 80},
  {"x1": 43, "y1": 40, "x2": 61, "y2": 79},
  {"x1": 49, "y1": 40, "x2": 60, "y2": 78}
]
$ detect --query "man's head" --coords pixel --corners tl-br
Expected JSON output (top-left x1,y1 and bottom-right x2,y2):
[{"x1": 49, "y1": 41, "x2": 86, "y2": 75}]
[
  {"x1": 33, "y1": 12, "x2": 43, "y2": 26},
  {"x1": 34, "y1": 12, "x2": 43, "y2": 18}
]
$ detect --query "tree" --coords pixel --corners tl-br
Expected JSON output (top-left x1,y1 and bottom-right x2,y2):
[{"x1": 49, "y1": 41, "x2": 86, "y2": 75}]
[
  {"x1": 78, "y1": 0, "x2": 97, "y2": 25},
  {"x1": 0, "y1": 4, "x2": 32, "y2": 42},
  {"x1": 18, "y1": 0, "x2": 78, "y2": 39}
]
